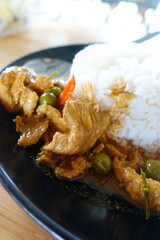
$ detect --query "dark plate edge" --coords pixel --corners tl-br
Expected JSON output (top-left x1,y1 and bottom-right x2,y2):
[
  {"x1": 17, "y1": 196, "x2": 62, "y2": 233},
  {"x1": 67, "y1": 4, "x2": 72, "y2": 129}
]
[{"x1": 1, "y1": 43, "x2": 90, "y2": 71}]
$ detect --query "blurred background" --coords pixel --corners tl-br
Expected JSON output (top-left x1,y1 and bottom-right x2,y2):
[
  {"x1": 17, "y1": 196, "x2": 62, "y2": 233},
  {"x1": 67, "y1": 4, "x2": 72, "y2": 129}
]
[{"x1": 0, "y1": 0, "x2": 160, "y2": 42}]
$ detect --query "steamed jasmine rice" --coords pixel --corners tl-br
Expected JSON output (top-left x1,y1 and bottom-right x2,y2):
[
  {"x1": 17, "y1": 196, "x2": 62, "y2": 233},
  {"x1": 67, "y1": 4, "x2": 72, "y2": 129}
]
[{"x1": 70, "y1": 44, "x2": 160, "y2": 152}]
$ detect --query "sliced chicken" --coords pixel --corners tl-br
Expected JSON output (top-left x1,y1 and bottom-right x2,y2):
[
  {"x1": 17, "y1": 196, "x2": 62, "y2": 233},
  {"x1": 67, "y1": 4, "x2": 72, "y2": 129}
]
[
  {"x1": 0, "y1": 68, "x2": 26, "y2": 111},
  {"x1": 2, "y1": 66, "x2": 37, "y2": 84},
  {"x1": 0, "y1": 66, "x2": 38, "y2": 113},
  {"x1": 29, "y1": 75, "x2": 53, "y2": 94},
  {"x1": 10, "y1": 72, "x2": 26, "y2": 106},
  {"x1": 19, "y1": 87, "x2": 38, "y2": 116},
  {"x1": 55, "y1": 156, "x2": 92, "y2": 179},
  {"x1": 14, "y1": 115, "x2": 49, "y2": 146},
  {"x1": 43, "y1": 99, "x2": 110, "y2": 155},
  {"x1": 101, "y1": 135, "x2": 127, "y2": 159},
  {"x1": 0, "y1": 76, "x2": 13, "y2": 111},
  {"x1": 37, "y1": 149, "x2": 57, "y2": 169},
  {"x1": 37, "y1": 104, "x2": 67, "y2": 132},
  {"x1": 113, "y1": 157, "x2": 160, "y2": 214}
]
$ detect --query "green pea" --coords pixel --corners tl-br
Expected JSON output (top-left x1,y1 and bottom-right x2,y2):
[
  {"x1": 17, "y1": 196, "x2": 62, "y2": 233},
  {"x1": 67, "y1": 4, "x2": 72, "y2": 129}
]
[
  {"x1": 143, "y1": 159, "x2": 160, "y2": 181},
  {"x1": 39, "y1": 92, "x2": 57, "y2": 107},
  {"x1": 92, "y1": 153, "x2": 112, "y2": 176},
  {"x1": 49, "y1": 86, "x2": 62, "y2": 97}
]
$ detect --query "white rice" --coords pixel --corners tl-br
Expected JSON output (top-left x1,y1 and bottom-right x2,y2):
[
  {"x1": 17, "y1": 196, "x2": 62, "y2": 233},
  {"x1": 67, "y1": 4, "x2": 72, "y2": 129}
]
[{"x1": 70, "y1": 43, "x2": 160, "y2": 152}]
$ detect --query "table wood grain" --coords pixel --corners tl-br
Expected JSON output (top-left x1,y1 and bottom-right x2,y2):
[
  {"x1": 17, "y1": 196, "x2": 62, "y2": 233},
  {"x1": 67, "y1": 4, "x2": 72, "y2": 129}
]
[
  {"x1": 0, "y1": 20, "x2": 108, "y2": 240},
  {"x1": 0, "y1": 184, "x2": 53, "y2": 240}
]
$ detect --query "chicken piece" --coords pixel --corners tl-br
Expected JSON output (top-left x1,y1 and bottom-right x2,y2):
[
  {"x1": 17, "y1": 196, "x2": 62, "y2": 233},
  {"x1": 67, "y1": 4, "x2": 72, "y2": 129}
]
[
  {"x1": 19, "y1": 87, "x2": 38, "y2": 116},
  {"x1": 19, "y1": 66, "x2": 37, "y2": 84},
  {"x1": 43, "y1": 99, "x2": 110, "y2": 155},
  {"x1": 55, "y1": 156, "x2": 92, "y2": 179},
  {"x1": 1, "y1": 66, "x2": 37, "y2": 86},
  {"x1": 10, "y1": 72, "x2": 26, "y2": 106},
  {"x1": 37, "y1": 104, "x2": 67, "y2": 132},
  {"x1": 37, "y1": 149, "x2": 58, "y2": 169},
  {"x1": 102, "y1": 136, "x2": 127, "y2": 159},
  {"x1": 1, "y1": 66, "x2": 24, "y2": 86},
  {"x1": 0, "y1": 69, "x2": 26, "y2": 111},
  {"x1": 128, "y1": 151, "x2": 144, "y2": 171},
  {"x1": 0, "y1": 76, "x2": 13, "y2": 111},
  {"x1": 29, "y1": 75, "x2": 53, "y2": 94},
  {"x1": 92, "y1": 143, "x2": 105, "y2": 154},
  {"x1": 0, "y1": 66, "x2": 38, "y2": 113},
  {"x1": 41, "y1": 127, "x2": 55, "y2": 144},
  {"x1": 37, "y1": 148, "x2": 92, "y2": 179},
  {"x1": 113, "y1": 157, "x2": 160, "y2": 214},
  {"x1": 14, "y1": 115, "x2": 49, "y2": 146}
]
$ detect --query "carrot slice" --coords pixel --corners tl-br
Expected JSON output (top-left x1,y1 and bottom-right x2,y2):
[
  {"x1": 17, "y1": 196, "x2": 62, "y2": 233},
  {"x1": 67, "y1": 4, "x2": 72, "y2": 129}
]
[{"x1": 58, "y1": 75, "x2": 75, "y2": 106}]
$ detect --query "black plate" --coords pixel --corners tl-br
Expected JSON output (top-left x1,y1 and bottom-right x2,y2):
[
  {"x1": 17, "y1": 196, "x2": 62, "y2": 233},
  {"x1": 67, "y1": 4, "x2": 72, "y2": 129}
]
[{"x1": 1, "y1": 44, "x2": 160, "y2": 240}]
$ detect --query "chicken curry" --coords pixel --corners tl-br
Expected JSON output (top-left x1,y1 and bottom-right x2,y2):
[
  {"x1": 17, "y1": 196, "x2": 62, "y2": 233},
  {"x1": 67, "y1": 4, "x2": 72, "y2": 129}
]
[{"x1": 1, "y1": 66, "x2": 160, "y2": 218}]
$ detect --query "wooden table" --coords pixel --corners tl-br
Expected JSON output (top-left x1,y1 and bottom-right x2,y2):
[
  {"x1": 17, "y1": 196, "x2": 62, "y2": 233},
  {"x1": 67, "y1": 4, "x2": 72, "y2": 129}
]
[
  {"x1": 0, "y1": 20, "x2": 108, "y2": 240},
  {"x1": 0, "y1": 20, "x2": 109, "y2": 70}
]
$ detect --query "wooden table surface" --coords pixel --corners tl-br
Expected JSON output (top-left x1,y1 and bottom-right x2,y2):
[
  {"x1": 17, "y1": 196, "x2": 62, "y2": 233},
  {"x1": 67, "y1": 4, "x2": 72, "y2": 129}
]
[{"x1": 0, "y1": 20, "x2": 108, "y2": 240}]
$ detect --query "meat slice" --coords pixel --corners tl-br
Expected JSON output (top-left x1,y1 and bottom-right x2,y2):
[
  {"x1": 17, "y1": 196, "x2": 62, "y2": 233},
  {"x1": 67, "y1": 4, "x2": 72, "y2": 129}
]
[
  {"x1": 37, "y1": 149, "x2": 57, "y2": 169},
  {"x1": 0, "y1": 76, "x2": 13, "y2": 111},
  {"x1": 2, "y1": 66, "x2": 37, "y2": 85},
  {"x1": 0, "y1": 69, "x2": 26, "y2": 111},
  {"x1": 55, "y1": 156, "x2": 92, "y2": 179},
  {"x1": 128, "y1": 151, "x2": 144, "y2": 171},
  {"x1": 102, "y1": 136, "x2": 127, "y2": 159},
  {"x1": 29, "y1": 75, "x2": 53, "y2": 94},
  {"x1": 19, "y1": 87, "x2": 38, "y2": 116},
  {"x1": 14, "y1": 115, "x2": 49, "y2": 146},
  {"x1": 43, "y1": 99, "x2": 110, "y2": 155},
  {"x1": 10, "y1": 72, "x2": 26, "y2": 106},
  {"x1": 37, "y1": 104, "x2": 67, "y2": 132},
  {"x1": 113, "y1": 157, "x2": 160, "y2": 214},
  {"x1": 0, "y1": 66, "x2": 38, "y2": 113}
]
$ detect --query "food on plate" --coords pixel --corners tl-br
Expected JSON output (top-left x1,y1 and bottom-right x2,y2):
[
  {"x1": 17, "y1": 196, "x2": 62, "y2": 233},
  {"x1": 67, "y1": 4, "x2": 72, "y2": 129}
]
[{"x1": 1, "y1": 43, "x2": 160, "y2": 218}]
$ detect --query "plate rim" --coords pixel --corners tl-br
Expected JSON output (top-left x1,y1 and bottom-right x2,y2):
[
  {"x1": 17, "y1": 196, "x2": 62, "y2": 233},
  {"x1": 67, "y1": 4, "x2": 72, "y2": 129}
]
[{"x1": 1, "y1": 43, "x2": 90, "y2": 71}]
